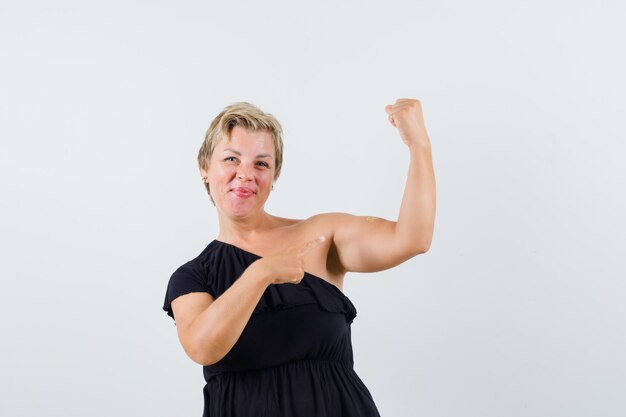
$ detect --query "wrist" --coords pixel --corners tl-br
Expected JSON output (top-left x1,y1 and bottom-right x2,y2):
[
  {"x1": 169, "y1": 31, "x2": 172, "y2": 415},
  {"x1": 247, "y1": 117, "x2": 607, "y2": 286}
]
[
  {"x1": 249, "y1": 259, "x2": 273, "y2": 287},
  {"x1": 408, "y1": 141, "x2": 432, "y2": 155}
]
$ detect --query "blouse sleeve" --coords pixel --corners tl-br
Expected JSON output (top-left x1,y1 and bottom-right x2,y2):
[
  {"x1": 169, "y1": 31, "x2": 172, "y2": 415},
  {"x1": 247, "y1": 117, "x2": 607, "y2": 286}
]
[{"x1": 162, "y1": 261, "x2": 216, "y2": 321}]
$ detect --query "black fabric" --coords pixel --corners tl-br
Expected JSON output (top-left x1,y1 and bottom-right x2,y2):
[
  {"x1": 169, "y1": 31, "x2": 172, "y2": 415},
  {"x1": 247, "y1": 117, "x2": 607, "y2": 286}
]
[{"x1": 163, "y1": 240, "x2": 381, "y2": 417}]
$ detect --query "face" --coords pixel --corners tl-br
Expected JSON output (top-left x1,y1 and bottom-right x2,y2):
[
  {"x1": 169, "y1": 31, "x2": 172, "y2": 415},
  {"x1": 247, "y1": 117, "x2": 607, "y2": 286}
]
[{"x1": 201, "y1": 126, "x2": 276, "y2": 218}]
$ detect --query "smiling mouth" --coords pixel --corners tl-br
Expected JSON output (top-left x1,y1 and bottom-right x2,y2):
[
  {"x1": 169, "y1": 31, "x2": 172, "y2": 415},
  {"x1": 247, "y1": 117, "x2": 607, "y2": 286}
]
[{"x1": 232, "y1": 188, "x2": 255, "y2": 197}]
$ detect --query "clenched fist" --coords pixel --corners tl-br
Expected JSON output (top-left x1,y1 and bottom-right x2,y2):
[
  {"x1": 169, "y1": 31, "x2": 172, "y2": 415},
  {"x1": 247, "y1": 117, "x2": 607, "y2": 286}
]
[{"x1": 385, "y1": 98, "x2": 430, "y2": 149}]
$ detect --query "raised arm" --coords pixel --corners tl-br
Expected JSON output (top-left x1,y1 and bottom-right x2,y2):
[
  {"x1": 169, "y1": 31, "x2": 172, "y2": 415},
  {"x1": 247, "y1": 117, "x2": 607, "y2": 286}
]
[{"x1": 331, "y1": 99, "x2": 436, "y2": 273}]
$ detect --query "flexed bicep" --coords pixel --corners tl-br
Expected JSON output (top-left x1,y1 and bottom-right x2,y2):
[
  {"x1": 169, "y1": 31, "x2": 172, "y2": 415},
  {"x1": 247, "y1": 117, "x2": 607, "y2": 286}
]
[{"x1": 325, "y1": 212, "x2": 425, "y2": 273}]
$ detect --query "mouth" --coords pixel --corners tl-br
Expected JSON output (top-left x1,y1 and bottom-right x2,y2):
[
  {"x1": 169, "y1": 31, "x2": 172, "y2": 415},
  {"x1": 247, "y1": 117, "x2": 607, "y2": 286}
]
[{"x1": 231, "y1": 187, "x2": 256, "y2": 197}]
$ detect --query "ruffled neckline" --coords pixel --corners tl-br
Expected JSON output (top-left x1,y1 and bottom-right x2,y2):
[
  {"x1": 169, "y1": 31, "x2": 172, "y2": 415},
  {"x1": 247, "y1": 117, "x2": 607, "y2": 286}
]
[{"x1": 211, "y1": 239, "x2": 357, "y2": 322}]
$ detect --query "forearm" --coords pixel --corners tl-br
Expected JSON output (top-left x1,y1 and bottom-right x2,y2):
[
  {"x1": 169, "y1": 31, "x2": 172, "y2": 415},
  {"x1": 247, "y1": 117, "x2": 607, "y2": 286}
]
[
  {"x1": 396, "y1": 142, "x2": 436, "y2": 251},
  {"x1": 186, "y1": 260, "x2": 270, "y2": 365}
]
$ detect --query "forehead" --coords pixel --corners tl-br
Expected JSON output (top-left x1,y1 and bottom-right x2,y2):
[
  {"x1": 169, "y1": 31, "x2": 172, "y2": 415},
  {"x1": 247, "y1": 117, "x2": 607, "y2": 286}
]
[{"x1": 216, "y1": 126, "x2": 275, "y2": 155}]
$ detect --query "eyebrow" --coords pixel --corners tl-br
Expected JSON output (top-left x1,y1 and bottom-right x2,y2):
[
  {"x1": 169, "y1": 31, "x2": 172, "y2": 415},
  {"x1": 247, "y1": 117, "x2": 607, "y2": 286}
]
[{"x1": 222, "y1": 148, "x2": 273, "y2": 159}]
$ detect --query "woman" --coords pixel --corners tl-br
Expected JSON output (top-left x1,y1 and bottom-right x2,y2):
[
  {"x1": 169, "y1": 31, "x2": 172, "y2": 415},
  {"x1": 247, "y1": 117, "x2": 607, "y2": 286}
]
[{"x1": 163, "y1": 99, "x2": 436, "y2": 417}]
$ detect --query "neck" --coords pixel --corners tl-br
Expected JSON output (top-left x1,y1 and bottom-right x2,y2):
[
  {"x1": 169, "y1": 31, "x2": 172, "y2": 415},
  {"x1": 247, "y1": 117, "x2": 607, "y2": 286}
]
[{"x1": 216, "y1": 208, "x2": 276, "y2": 245}]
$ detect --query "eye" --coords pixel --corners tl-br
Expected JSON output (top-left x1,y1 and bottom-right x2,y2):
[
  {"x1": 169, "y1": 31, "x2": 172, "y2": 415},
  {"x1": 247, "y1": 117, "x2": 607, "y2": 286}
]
[
  {"x1": 257, "y1": 161, "x2": 270, "y2": 168},
  {"x1": 224, "y1": 156, "x2": 237, "y2": 162}
]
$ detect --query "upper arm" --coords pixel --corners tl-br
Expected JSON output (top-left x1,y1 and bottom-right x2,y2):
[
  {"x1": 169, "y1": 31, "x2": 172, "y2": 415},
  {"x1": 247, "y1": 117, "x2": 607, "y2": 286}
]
[
  {"x1": 171, "y1": 292, "x2": 215, "y2": 360},
  {"x1": 322, "y1": 212, "x2": 426, "y2": 273}
]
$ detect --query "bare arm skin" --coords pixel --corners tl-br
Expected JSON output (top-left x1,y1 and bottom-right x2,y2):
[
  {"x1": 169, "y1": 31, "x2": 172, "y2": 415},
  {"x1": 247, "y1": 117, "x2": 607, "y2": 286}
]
[
  {"x1": 330, "y1": 99, "x2": 436, "y2": 273},
  {"x1": 171, "y1": 260, "x2": 269, "y2": 365},
  {"x1": 171, "y1": 237, "x2": 326, "y2": 365}
]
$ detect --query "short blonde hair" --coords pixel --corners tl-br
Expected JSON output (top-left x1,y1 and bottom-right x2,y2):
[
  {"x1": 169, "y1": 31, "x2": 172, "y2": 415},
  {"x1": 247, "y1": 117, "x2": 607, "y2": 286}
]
[{"x1": 198, "y1": 102, "x2": 284, "y2": 205}]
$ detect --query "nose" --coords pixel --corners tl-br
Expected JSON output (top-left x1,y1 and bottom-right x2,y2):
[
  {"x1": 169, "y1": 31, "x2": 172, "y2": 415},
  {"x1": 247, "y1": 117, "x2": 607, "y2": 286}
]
[{"x1": 236, "y1": 164, "x2": 254, "y2": 181}]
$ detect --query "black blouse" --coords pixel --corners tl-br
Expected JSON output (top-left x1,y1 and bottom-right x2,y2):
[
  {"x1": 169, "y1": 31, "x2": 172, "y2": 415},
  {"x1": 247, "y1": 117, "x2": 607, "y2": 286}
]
[{"x1": 163, "y1": 240, "x2": 381, "y2": 417}]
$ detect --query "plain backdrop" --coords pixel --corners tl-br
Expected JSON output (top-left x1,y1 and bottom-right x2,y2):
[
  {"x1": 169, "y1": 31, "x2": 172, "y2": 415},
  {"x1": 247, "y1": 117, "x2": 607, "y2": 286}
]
[{"x1": 1, "y1": 1, "x2": 625, "y2": 416}]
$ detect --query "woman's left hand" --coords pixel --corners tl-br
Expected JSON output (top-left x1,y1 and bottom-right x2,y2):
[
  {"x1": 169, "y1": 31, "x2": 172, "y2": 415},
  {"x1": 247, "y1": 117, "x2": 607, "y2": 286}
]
[{"x1": 385, "y1": 98, "x2": 430, "y2": 149}]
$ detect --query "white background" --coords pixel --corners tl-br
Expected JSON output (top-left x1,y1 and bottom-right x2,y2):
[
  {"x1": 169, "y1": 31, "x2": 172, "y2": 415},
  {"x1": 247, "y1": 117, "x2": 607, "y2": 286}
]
[{"x1": 1, "y1": 1, "x2": 625, "y2": 416}]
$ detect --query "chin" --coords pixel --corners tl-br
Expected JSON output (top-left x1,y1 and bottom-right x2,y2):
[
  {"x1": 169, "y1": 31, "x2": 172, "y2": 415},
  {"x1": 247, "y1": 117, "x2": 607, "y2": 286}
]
[{"x1": 222, "y1": 200, "x2": 261, "y2": 217}]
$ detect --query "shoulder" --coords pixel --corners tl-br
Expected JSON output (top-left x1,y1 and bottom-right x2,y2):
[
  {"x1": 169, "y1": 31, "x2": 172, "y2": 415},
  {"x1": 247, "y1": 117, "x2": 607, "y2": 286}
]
[
  {"x1": 265, "y1": 213, "x2": 349, "y2": 241},
  {"x1": 296, "y1": 212, "x2": 370, "y2": 250},
  {"x1": 173, "y1": 241, "x2": 220, "y2": 275},
  {"x1": 302, "y1": 212, "x2": 370, "y2": 240},
  {"x1": 165, "y1": 241, "x2": 223, "y2": 296},
  {"x1": 301, "y1": 212, "x2": 352, "y2": 228}
]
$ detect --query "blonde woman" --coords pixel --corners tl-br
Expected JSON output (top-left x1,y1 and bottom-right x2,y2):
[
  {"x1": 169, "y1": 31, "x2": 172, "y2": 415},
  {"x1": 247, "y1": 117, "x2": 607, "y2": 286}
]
[{"x1": 163, "y1": 99, "x2": 436, "y2": 417}]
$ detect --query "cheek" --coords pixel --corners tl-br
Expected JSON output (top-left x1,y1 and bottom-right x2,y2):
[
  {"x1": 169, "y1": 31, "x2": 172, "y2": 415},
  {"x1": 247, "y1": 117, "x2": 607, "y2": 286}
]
[
  {"x1": 214, "y1": 165, "x2": 235, "y2": 178},
  {"x1": 208, "y1": 170, "x2": 232, "y2": 191},
  {"x1": 262, "y1": 172, "x2": 275, "y2": 185}
]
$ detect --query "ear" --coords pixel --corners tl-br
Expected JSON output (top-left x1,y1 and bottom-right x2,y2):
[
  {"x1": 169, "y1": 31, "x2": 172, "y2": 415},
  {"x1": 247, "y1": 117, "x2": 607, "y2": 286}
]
[{"x1": 199, "y1": 165, "x2": 209, "y2": 179}]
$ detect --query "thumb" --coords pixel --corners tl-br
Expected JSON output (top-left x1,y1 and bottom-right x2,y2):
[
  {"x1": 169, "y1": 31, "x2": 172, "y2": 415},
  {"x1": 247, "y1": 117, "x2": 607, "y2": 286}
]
[
  {"x1": 299, "y1": 235, "x2": 326, "y2": 257},
  {"x1": 385, "y1": 104, "x2": 393, "y2": 114}
]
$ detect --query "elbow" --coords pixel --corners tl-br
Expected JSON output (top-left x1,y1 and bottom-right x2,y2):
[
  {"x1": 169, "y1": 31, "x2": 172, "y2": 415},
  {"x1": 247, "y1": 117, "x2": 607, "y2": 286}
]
[
  {"x1": 396, "y1": 228, "x2": 432, "y2": 257},
  {"x1": 397, "y1": 241, "x2": 430, "y2": 261},
  {"x1": 417, "y1": 234, "x2": 433, "y2": 253},
  {"x1": 187, "y1": 346, "x2": 221, "y2": 366},
  {"x1": 411, "y1": 241, "x2": 431, "y2": 255},
  {"x1": 183, "y1": 337, "x2": 224, "y2": 366},
  {"x1": 192, "y1": 356, "x2": 217, "y2": 367},
  {"x1": 178, "y1": 319, "x2": 232, "y2": 366},
  {"x1": 187, "y1": 348, "x2": 211, "y2": 366}
]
